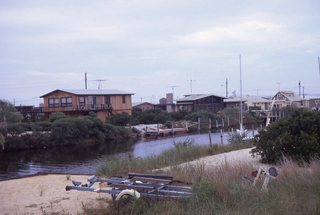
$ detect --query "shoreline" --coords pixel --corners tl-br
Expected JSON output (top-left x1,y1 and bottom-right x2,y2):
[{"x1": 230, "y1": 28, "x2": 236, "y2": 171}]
[{"x1": 0, "y1": 147, "x2": 266, "y2": 214}]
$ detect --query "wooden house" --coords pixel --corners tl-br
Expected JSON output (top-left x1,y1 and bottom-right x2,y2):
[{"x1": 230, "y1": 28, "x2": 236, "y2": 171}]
[
  {"x1": 176, "y1": 94, "x2": 225, "y2": 112},
  {"x1": 40, "y1": 89, "x2": 134, "y2": 122}
]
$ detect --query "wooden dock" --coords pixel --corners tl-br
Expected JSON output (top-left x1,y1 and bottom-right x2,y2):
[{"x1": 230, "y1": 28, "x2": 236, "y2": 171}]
[{"x1": 132, "y1": 124, "x2": 188, "y2": 137}]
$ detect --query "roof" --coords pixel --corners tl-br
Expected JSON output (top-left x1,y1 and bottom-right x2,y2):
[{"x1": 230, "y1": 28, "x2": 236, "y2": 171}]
[
  {"x1": 176, "y1": 94, "x2": 226, "y2": 102},
  {"x1": 224, "y1": 95, "x2": 270, "y2": 103},
  {"x1": 40, "y1": 89, "x2": 134, "y2": 97},
  {"x1": 132, "y1": 102, "x2": 154, "y2": 107},
  {"x1": 274, "y1": 91, "x2": 302, "y2": 102}
]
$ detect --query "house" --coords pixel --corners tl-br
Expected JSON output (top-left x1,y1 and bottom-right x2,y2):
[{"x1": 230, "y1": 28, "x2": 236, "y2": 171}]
[
  {"x1": 308, "y1": 98, "x2": 320, "y2": 111},
  {"x1": 132, "y1": 102, "x2": 155, "y2": 111},
  {"x1": 224, "y1": 95, "x2": 271, "y2": 111},
  {"x1": 176, "y1": 94, "x2": 225, "y2": 112},
  {"x1": 272, "y1": 91, "x2": 307, "y2": 108},
  {"x1": 40, "y1": 89, "x2": 134, "y2": 122}
]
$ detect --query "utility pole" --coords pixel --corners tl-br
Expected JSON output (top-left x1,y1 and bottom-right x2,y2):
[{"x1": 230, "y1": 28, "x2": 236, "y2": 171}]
[
  {"x1": 239, "y1": 54, "x2": 243, "y2": 136},
  {"x1": 85, "y1": 72, "x2": 88, "y2": 90},
  {"x1": 318, "y1": 56, "x2": 320, "y2": 80},
  {"x1": 299, "y1": 81, "x2": 301, "y2": 96},
  {"x1": 226, "y1": 78, "x2": 228, "y2": 98}
]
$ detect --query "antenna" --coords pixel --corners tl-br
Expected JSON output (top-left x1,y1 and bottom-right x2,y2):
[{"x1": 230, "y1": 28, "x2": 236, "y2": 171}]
[
  {"x1": 167, "y1": 86, "x2": 178, "y2": 95},
  {"x1": 93, "y1": 79, "x2": 107, "y2": 89},
  {"x1": 187, "y1": 80, "x2": 196, "y2": 94}
]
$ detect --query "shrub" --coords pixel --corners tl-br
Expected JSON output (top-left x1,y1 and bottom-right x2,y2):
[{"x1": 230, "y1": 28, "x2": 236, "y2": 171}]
[
  {"x1": 108, "y1": 112, "x2": 131, "y2": 126},
  {"x1": 251, "y1": 110, "x2": 320, "y2": 163}
]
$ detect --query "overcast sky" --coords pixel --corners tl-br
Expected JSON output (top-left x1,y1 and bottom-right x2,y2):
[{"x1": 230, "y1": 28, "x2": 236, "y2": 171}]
[{"x1": 1, "y1": 0, "x2": 319, "y2": 105}]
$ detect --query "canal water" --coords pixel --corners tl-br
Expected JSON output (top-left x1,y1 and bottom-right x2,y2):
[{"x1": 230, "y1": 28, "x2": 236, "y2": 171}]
[{"x1": 0, "y1": 131, "x2": 257, "y2": 180}]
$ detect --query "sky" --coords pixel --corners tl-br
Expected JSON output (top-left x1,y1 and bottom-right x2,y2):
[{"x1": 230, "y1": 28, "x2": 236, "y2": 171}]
[{"x1": 1, "y1": 0, "x2": 320, "y2": 106}]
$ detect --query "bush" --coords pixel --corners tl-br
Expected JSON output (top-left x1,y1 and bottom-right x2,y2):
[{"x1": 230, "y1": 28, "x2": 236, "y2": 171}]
[
  {"x1": 108, "y1": 112, "x2": 131, "y2": 126},
  {"x1": 251, "y1": 111, "x2": 320, "y2": 163}
]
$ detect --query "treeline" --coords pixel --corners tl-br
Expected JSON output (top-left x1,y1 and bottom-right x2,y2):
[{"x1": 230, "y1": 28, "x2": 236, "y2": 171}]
[
  {"x1": 0, "y1": 111, "x2": 137, "y2": 152},
  {"x1": 108, "y1": 108, "x2": 259, "y2": 128}
]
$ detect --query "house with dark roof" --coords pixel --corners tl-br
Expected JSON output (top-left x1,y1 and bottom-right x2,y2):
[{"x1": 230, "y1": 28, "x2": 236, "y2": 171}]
[
  {"x1": 132, "y1": 102, "x2": 155, "y2": 111},
  {"x1": 40, "y1": 89, "x2": 134, "y2": 122},
  {"x1": 176, "y1": 94, "x2": 226, "y2": 112}
]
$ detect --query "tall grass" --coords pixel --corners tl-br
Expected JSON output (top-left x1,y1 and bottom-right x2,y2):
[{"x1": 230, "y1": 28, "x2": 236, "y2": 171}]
[
  {"x1": 96, "y1": 139, "x2": 253, "y2": 177},
  {"x1": 103, "y1": 159, "x2": 320, "y2": 215}
]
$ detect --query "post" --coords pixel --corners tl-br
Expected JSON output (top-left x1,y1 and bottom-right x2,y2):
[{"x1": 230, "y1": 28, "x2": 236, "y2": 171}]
[
  {"x1": 252, "y1": 125, "x2": 255, "y2": 136},
  {"x1": 157, "y1": 123, "x2": 160, "y2": 136},
  {"x1": 198, "y1": 117, "x2": 201, "y2": 134},
  {"x1": 220, "y1": 129, "x2": 223, "y2": 144},
  {"x1": 171, "y1": 121, "x2": 174, "y2": 137},
  {"x1": 185, "y1": 121, "x2": 189, "y2": 132},
  {"x1": 208, "y1": 118, "x2": 212, "y2": 147}
]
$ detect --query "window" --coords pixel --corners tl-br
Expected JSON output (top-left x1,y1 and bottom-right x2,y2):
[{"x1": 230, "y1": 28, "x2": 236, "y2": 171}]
[
  {"x1": 122, "y1": 95, "x2": 126, "y2": 104},
  {"x1": 48, "y1": 98, "x2": 60, "y2": 107},
  {"x1": 104, "y1": 95, "x2": 111, "y2": 105},
  {"x1": 79, "y1": 96, "x2": 85, "y2": 106},
  {"x1": 61, "y1": 97, "x2": 72, "y2": 107},
  {"x1": 88, "y1": 96, "x2": 97, "y2": 109}
]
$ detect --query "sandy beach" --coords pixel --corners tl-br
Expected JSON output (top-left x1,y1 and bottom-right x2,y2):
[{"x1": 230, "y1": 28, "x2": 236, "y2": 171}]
[
  {"x1": 0, "y1": 148, "x2": 265, "y2": 215},
  {"x1": 0, "y1": 174, "x2": 109, "y2": 215}
]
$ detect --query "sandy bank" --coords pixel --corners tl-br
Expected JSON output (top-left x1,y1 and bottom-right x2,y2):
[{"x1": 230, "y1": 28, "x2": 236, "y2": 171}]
[
  {"x1": 0, "y1": 174, "x2": 109, "y2": 215},
  {"x1": 0, "y1": 147, "x2": 266, "y2": 214}
]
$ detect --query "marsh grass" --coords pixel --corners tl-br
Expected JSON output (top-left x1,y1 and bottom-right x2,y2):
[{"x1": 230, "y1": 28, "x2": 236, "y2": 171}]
[
  {"x1": 99, "y1": 158, "x2": 320, "y2": 215},
  {"x1": 96, "y1": 139, "x2": 253, "y2": 177}
]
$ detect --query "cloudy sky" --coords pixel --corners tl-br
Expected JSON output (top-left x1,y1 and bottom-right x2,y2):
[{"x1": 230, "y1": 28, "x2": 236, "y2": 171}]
[{"x1": 1, "y1": 0, "x2": 319, "y2": 105}]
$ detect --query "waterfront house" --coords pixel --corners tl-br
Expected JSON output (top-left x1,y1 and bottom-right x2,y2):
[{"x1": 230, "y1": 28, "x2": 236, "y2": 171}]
[
  {"x1": 176, "y1": 94, "x2": 225, "y2": 112},
  {"x1": 40, "y1": 89, "x2": 134, "y2": 122}
]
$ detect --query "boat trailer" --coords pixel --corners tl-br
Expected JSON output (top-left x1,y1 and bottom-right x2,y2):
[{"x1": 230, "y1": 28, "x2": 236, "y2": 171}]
[{"x1": 66, "y1": 173, "x2": 192, "y2": 202}]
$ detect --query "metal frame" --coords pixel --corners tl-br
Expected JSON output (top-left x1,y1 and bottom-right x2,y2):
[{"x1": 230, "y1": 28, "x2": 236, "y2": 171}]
[{"x1": 65, "y1": 173, "x2": 192, "y2": 201}]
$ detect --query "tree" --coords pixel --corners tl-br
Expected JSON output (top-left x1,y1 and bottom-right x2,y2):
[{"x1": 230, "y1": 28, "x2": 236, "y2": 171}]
[
  {"x1": 251, "y1": 110, "x2": 320, "y2": 163},
  {"x1": 0, "y1": 100, "x2": 23, "y2": 123},
  {"x1": 108, "y1": 112, "x2": 131, "y2": 126}
]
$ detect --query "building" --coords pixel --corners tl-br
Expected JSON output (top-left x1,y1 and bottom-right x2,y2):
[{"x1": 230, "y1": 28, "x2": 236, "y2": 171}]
[
  {"x1": 224, "y1": 95, "x2": 271, "y2": 111},
  {"x1": 40, "y1": 89, "x2": 134, "y2": 122},
  {"x1": 272, "y1": 91, "x2": 307, "y2": 108},
  {"x1": 308, "y1": 98, "x2": 320, "y2": 111},
  {"x1": 132, "y1": 102, "x2": 155, "y2": 111},
  {"x1": 176, "y1": 94, "x2": 225, "y2": 112}
]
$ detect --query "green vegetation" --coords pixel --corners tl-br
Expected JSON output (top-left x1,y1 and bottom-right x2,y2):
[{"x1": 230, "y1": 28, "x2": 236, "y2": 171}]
[
  {"x1": 93, "y1": 139, "x2": 320, "y2": 215},
  {"x1": 97, "y1": 139, "x2": 253, "y2": 178},
  {"x1": 0, "y1": 100, "x2": 137, "y2": 151},
  {"x1": 251, "y1": 110, "x2": 320, "y2": 164}
]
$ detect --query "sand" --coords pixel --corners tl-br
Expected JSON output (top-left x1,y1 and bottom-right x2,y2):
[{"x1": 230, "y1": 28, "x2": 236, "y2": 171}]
[
  {"x1": 0, "y1": 174, "x2": 109, "y2": 215},
  {"x1": 0, "y1": 147, "x2": 266, "y2": 215}
]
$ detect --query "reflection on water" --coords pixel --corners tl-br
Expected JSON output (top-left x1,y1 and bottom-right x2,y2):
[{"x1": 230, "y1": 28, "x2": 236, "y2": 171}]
[{"x1": 0, "y1": 131, "x2": 257, "y2": 180}]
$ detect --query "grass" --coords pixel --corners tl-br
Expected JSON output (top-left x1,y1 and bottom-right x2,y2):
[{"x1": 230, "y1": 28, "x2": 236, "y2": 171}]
[
  {"x1": 101, "y1": 159, "x2": 320, "y2": 215},
  {"x1": 84, "y1": 138, "x2": 320, "y2": 215},
  {"x1": 96, "y1": 139, "x2": 253, "y2": 177}
]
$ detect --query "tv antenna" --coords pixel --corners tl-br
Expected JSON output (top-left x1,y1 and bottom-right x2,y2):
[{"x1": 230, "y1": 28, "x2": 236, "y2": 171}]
[
  {"x1": 167, "y1": 85, "x2": 178, "y2": 95},
  {"x1": 187, "y1": 80, "x2": 196, "y2": 94},
  {"x1": 93, "y1": 79, "x2": 107, "y2": 89}
]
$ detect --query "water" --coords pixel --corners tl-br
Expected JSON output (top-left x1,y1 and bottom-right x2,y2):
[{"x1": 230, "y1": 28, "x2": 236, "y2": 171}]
[{"x1": 0, "y1": 131, "x2": 257, "y2": 180}]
